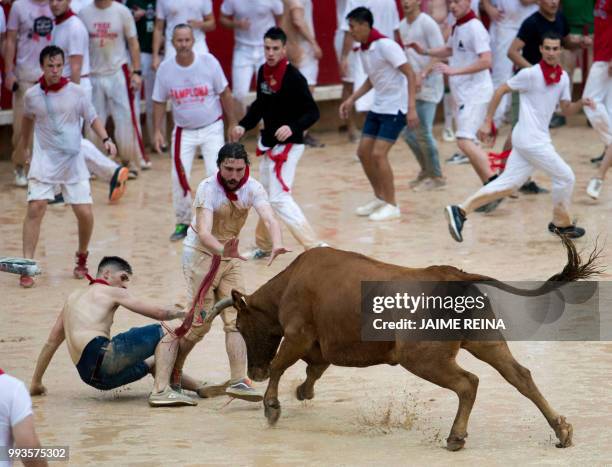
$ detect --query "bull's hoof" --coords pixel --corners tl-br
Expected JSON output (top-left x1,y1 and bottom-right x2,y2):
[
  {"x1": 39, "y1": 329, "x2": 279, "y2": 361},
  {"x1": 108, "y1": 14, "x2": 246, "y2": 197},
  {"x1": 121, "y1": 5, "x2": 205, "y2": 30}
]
[
  {"x1": 446, "y1": 434, "x2": 467, "y2": 451},
  {"x1": 296, "y1": 383, "x2": 314, "y2": 401},
  {"x1": 553, "y1": 416, "x2": 573, "y2": 448},
  {"x1": 264, "y1": 400, "x2": 281, "y2": 426}
]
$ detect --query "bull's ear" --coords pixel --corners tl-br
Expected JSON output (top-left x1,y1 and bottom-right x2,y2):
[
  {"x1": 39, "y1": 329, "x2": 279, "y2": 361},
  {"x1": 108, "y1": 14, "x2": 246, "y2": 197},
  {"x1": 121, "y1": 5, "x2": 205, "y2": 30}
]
[{"x1": 231, "y1": 289, "x2": 249, "y2": 312}]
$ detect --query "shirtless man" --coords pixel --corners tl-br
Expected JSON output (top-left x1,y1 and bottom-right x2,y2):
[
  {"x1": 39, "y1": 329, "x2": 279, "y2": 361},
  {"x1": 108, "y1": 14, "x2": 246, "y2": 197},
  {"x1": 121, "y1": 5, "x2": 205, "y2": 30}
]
[{"x1": 29, "y1": 256, "x2": 202, "y2": 407}]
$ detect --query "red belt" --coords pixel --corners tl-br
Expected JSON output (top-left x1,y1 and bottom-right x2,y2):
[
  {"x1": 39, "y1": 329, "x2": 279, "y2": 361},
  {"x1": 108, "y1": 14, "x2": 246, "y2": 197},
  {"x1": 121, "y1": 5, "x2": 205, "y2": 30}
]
[{"x1": 256, "y1": 143, "x2": 293, "y2": 192}]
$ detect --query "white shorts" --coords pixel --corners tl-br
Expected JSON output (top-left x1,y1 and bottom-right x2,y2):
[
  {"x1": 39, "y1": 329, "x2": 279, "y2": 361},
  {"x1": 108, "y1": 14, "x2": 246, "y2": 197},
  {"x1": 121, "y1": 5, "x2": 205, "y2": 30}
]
[
  {"x1": 298, "y1": 56, "x2": 319, "y2": 86},
  {"x1": 455, "y1": 101, "x2": 488, "y2": 140},
  {"x1": 27, "y1": 179, "x2": 92, "y2": 204}
]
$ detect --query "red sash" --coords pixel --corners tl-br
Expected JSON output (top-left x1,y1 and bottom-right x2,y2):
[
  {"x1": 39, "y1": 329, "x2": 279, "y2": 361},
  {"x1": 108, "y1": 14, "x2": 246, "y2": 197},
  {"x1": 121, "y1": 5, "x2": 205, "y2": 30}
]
[
  {"x1": 121, "y1": 63, "x2": 149, "y2": 162},
  {"x1": 174, "y1": 127, "x2": 190, "y2": 196},
  {"x1": 256, "y1": 143, "x2": 292, "y2": 192}
]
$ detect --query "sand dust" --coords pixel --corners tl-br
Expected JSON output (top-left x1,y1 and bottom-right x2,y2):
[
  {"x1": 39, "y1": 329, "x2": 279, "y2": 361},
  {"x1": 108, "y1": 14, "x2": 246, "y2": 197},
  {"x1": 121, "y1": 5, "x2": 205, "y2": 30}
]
[{"x1": 2, "y1": 117, "x2": 612, "y2": 465}]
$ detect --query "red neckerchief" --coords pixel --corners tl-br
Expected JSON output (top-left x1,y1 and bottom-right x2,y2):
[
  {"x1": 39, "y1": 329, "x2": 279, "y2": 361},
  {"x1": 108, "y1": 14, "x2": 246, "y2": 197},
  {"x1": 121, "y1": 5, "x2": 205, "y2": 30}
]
[
  {"x1": 216, "y1": 166, "x2": 250, "y2": 201},
  {"x1": 539, "y1": 60, "x2": 563, "y2": 86},
  {"x1": 38, "y1": 76, "x2": 69, "y2": 94},
  {"x1": 263, "y1": 58, "x2": 288, "y2": 92},
  {"x1": 55, "y1": 9, "x2": 76, "y2": 25},
  {"x1": 85, "y1": 273, "x2": 110, "y2": 286},
  {"x1": 452, "y1": 9, "x2": 477, "y2": 32},
  {"x1": 360, "y1": 28, "x2": 387, "y2": 51}
]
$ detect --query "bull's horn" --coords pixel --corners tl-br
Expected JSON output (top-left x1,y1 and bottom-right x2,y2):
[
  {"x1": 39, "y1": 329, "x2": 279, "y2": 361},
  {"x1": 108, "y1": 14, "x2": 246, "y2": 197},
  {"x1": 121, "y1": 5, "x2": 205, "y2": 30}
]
[{"x1": 204, "y1": 297, "x2": 234, "y2": 323}]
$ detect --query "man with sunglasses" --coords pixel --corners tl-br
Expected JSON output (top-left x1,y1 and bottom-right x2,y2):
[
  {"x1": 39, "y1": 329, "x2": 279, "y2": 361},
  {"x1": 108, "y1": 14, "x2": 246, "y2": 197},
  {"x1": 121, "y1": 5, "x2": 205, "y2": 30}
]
[{"x1": 29, "y1": 256, "x2": 205, "y2": 407}]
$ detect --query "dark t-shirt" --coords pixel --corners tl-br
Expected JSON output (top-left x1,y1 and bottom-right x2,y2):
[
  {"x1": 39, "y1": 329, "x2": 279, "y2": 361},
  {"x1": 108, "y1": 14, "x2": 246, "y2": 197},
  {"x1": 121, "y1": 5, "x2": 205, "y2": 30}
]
[
  {"x1": 125, "y1": 0, "x2": 155, "y2": 54},
  {"x1": 517, "y1": 11, "x2": 570, "y2": 65}
]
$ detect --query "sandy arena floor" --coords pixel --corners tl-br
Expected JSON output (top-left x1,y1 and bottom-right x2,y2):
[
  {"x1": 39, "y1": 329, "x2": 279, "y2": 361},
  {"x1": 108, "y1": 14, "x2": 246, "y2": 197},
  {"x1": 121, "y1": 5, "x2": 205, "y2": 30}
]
[{"x1": 2, "y1": 117, "x2": 612, "y2": 466}]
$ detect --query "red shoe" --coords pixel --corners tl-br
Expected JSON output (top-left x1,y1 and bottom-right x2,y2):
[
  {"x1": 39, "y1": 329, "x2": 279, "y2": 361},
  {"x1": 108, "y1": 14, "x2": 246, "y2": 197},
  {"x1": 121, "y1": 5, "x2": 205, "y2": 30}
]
[
  {"x1": 19, "y1": 275, "x2": 34, "y2": 288},
  {"x1": 73, "y1": 251, "x2": 89, "y2": 279}
]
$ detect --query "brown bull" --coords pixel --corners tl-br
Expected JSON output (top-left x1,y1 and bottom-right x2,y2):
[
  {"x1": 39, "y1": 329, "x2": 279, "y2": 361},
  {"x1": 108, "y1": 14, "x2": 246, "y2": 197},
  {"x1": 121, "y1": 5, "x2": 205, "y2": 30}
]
[{"x1": 205, "y1": 236, "x2": 601, "y2": 451}]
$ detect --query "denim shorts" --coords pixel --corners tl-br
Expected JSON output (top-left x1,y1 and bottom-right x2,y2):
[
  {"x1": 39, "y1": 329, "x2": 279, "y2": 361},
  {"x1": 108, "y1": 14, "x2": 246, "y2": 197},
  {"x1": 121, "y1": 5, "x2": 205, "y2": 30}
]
[
  {"x1": 76, "y1": 324, "x2": 163, "y2": 391},
  {"x1": 362, "y1": 111, "x2": 406, "y2": 143}
]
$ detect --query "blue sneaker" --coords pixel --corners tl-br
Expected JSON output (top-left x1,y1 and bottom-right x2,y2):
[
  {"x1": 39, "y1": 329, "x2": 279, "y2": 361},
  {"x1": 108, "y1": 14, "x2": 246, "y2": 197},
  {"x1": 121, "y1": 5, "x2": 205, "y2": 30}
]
[
  {"x1": 170, "y1": 224, "x2": 188, "y2": 242},
  {"x1": 445, "y1": 205, "x2": 466, "y2": 242}
]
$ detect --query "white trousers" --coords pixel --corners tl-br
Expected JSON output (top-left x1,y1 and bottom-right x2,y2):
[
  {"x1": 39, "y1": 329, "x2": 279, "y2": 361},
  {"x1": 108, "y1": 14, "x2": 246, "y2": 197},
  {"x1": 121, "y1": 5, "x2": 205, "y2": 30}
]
[
  {"x1": 232, "y1": 44, "x2": 265, "y2": 103},
  {"x1": 88, "y1": 68, "x2": 143, "y2": 171},
  {"x1": 172, "y1": 120, "x2": 225, "y2": 224},
  {"x1": 461, "y1": 142, "x2": 575, "y2": 226},
  {"x1": 255, "y1": 143, "x2": 319, "y2": 250},
  {"x1": 583, "y1": 61, "x2": 612, "y2": 146},
  {"x1": 490, "y1": 24, "x2": 517, "y2": 126}
]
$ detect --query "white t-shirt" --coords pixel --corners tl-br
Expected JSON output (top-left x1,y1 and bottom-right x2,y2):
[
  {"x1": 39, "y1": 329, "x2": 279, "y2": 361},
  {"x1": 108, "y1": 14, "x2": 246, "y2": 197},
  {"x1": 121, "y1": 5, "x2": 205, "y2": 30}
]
[
  {"x1": 184, "y1": 176, "x2": 270, "y2": 252},
  {"x1": 508, "y1": 65, "x2": 571, "y2": 148},
  {"x1": 0, "y1": 373, "x2": 33, "y2": 466},
  {"x1": 79, "y1": 2, "x2": 137, "y2": 76},
  {"x1": 448, "y1": 18, "x2": 493, "y2": 104},
  {"x1": 71, "y1": 0, "x2": 94, "y2": 14},
  {"x1": 25, "y1": 82, "x2": 97, "y2": 184},
  {"x1": 153, "y1": 53, "x2": 228, "y2": 130},
  {"x1": 156, "y1": 0, "x2": 212, "y2": 50},
  {"x1": 358, "y1": 38, "x2": 408, "y2": 114},
  {"x1": 492, "y1": 0, "x2": 538, "y2": 29},
  {"x1": 51, "y1": 15, "x2": 90, "y2": 79},
  {"x1": 341, "y1": 0, "x2": 400, "y2": 38},
  {"x1": 7, "y1": 0, "x2": 54, "y2": 82},
  {"x1": 220, "y1": 0, "x2": 283, "y2": 47},
  {"x1": 399, "y1": 13, "x2": 444, "y2": 103}
]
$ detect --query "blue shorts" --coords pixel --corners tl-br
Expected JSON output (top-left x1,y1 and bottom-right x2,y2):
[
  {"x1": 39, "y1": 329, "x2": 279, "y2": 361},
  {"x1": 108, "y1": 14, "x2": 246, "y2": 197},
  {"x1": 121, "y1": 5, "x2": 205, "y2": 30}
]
[
  {"x1": 362, "y1": 111, "x2": 406, "y2": 143},
  {"x1": 76, "y1": 324, "x2": 163, "y2": 391}
]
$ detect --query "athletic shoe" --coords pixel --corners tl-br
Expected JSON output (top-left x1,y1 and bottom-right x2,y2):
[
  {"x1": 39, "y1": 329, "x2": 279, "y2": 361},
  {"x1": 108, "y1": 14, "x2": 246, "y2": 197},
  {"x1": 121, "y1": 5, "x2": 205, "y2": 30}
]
[
  {"x1": 245, "y1": 248, "x2": 271, "y2": 260},
  {"x1": 445, "y1": 205, "x2": 466, "y2": 243},
  {"x1": 304, "y1": 133, "x2": 325, "y2": 148},
  {"x1": 48, "y1": 193, "x2": 65, "y2": 205},
  {"x1": 369, "y1": 203, "x2": 400, "y2": 221},
  {"x1": 549, "y1": 114, "x2": 566, "y2": 129},
  {"x1": 170, "y1": 224, "x2": 188, "y2": 242},
  {"x1": 355, "y1": 198, "x2": 386, "y2": 216},
  {"x1": 14, "y1": 168, "x2": 27, "y2": 187},
  {"x1": 519, "y1": 180, "x2": 549, "y2": 194},
  {"x1": 590, "y1": 153, "x2": 604, "y2": 165},
  {"x1": 414, "y1": 177, "x2": 446, "y2": 192},
  {"x1": 109, "y1": 167, "x2": 129, "y2": 202},
  {"x1": 547, "y1": 222, "x2": 585, "y2": 239},
  {"x1": 160, "y1": 145, "x2": 168, "y2": 153},
  {"x1": 73, "y1": 251, "x2": 89, "y2": 279},
  {"x1": 19, "y1": 275, "x2": 34, "y2": 288},
  {"x1": 474, "y1": 198, "x2": 503, "y2": 213},
  {"x1": 128, "y1": 169, "x2": 139, "y2": 180},
  {"x1": 149, "y1": 387, "x2": 198, "y2": 407},
  {"x1": 409, "y1": 172, "x2": 427, "y2": 188},
  {"x1": 442, "y1": 127, "x2": 456, "y2": 142},
  {"x1": 196, "y1": 380, "x2": 230, "y2": 398},
  {"x1": 586, "y1": 178, "x2": 603, "y2": 200},
  {"x1": 446, "y1": 153, "x2": 469, "y2": 165},
  {"x1": 140, "y1": 159, "x2": 152, "y2": 170},
  {"x1": 226, "y1": 378, "x2": 264, "y2": 402}
]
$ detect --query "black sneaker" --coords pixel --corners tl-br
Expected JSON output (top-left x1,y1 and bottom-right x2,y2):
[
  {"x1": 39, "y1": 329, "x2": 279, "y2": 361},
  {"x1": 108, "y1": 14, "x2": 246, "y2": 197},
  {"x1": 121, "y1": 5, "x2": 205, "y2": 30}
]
[
  {"x1": 445, "y1": 205, "x2": 466, "y2": 242},
  {"x1": 48, "y1": 193, "x2": 64, "y2": 205},
  {"x1": 549, "y1": 114, "x2": 566, "y2": 129},
  {"x1": 474, "y1": 198, "x2": 503, "y2": 213},
  {"x1": 520, "y1": 180, "x2": 549, "y2": 194},
  {"x1": 590, "y1": 152, "x2": 604, "y2": 165},
  {"x1": 170, "y1": 224, "x2": 189, "y2": 242},
  {"x1": 547, "y1": 222, "x2": 585, "y2": 239},
  {"x1": 304, "y1": 133, "x2": 325, "y2": 148}
]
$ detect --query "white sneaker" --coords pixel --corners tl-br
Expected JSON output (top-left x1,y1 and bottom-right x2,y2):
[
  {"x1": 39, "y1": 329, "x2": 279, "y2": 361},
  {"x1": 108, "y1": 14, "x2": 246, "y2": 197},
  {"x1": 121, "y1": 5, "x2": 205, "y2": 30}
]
[
  {"x1": 587, "y1": 177, "x2": 603, "y2": 200},
  {"x1": 355, "y1": 198, "x2": 386, "y2": 216},
  {"x1": 443, "y1": 127, "x2": 456, "y2": 142},
  {"x1": 140, "y1": 159, "x2": 152, "y2": 170},
  {"x1": 368, "y1": 203, "x2": 400, "y2": 221},
  {"x1": 14, "y1": 169, "x2": 27, "y2": 187}
]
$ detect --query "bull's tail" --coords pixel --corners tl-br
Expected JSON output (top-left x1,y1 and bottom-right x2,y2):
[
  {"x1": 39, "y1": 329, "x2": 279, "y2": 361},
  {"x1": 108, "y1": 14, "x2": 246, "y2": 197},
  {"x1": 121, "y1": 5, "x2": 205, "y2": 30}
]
[{"x1": 468, "y1": 234, "x2": 604, "y2": 297}]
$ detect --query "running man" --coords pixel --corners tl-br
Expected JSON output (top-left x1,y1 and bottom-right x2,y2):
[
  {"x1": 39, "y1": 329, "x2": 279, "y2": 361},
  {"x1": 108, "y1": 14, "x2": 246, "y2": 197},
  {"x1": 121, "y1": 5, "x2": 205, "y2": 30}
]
[
  {"x1": 445, "y1": 32, "x2": 592, "y2": 242},
  {"x1": 175, "y1": 142, "x2": 289, "y2": 401},
  {"x1": 29, "y1": 256, "x2": 201, "y2": 407},
  {"x1": 231, "y1": 27, "x2": 325, "y2": 256},
  {"x1": 19, "y1": 46, "x2": 117, "y2": 288},
  {"x1": 153, "y1": 24, "x2": 236, "y2": 242},
  {"x1": 339, "y1": 7, "x2": 418, "y2": 221}
]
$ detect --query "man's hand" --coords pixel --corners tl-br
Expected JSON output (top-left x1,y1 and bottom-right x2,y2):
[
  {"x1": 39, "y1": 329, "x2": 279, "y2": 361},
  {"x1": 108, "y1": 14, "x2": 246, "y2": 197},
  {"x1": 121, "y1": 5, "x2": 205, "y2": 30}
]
[
  {"x1": 407, "y1": 42, "x2": 426, "y2": 55},
  {"x1": 313, "y1": 42, "x2": 323, "y2": 60},
  {"x1": 433, "y1": 62, "x2": 454, "y2": 76},
  {"x1": 235, "y1": 18, "x2": 250, "y2": 30},
  {"x1": 131, "y1": 73, "x2": 142, "y2": 92},
  {"x1": 4, "y1": 73, "x2": 16, "y2": 92},
  {"x1": 581, "y1": 35, "x2": 593, "y2": 48},
  {"x1": 132, "y1": 6, "x2": 145, "y2": 21},
  {"x1": 30, "y1": 381, "x2": 46, "y2": 396},
  {"x1": 339, "y1": 97, "x2": 354, "y2": 120},
  {"x1": 187, "y1": 19, "x2": 205, "y2": 30},
  {"x1": 223, "y1": 237, "x2": 247, "y2": 261},
  {"x1": 267, "y1": 246, "x2": 291, "y2": 266},
  {"x1": 414, "y1": 73, "x2": 422, "y2": 93},
  {"x1": 407, "y1": 109, "x2": 419, "y2": 129},
  {"x1": 582, "y1": 97, "x2": 596, "y2": 110},
  {"x1": 340, "y1": 56, "x2": 350, "y2": 78},
  {"x1": 483, "y1": 3, "x2": 503, "y2": 22},
  {"x1": 230, "y1": 125, "x2": 245, "y2": 142},
  {"x1": 152, "y1": 54, "x2": 161, "y2": 71},
  {"x1": 154, "y1": 130, "x2": 166, "y2": 154},
  {"x1": 275, "y1": 125, "x2": 293, "y2": 142},
  {"x1": 104, "y1": 139, "x2": 118, "y2": 157},
  {"x1": 477, "y1": 119, "x2": 493, "y2": 144}
]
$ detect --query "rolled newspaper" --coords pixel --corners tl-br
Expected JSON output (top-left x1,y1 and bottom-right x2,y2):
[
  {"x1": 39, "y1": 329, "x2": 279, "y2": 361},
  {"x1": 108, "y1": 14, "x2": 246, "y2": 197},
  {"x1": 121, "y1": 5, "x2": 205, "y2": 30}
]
[{"x1": 0, "y1": 257, "x2": 42, "y2": 276}]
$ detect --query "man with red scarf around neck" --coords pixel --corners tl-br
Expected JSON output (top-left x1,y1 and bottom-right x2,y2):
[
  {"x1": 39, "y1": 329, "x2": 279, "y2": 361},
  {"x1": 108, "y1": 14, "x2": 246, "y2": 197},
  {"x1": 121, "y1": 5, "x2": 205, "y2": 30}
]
[
  {"x1": 18, "y1": 46, "x2": 117, "y2": 288},
  {"x1": 445, "y1": 32, "x2": 594, "y2": 242},
  {"x1": 29, "y1": 255, "x2": 205, "y2": 407},
  {"x1": 231, "y1": 26, "x2": 325, "y2": 259},
  {"x1": 177, "y1": 142, "x2": 289, "y2": 401}
]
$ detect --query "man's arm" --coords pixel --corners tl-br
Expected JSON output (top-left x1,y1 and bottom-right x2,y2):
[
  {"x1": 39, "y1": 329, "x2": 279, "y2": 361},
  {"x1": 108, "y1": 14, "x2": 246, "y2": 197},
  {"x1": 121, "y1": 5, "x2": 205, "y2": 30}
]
[
  {"x1": 188, "y1": 13, "x2": 215, "y2": 33},
  {"x1": 152, "y1": 100, "x2": 166, "y2": 153},
  {"x1": 436, "y1": 50, "x2": 492, "y2": 76},
  {"x1": 16, "y1": 116, "x2": 34, "y2": 163},
  {"x1": 289, "y1": 3, "x2": 321, "y2": 59},
  {"x1": 4, "y1": 29, "x2": 17, "y2": 90},
  {"x1": 508, "y1": 37, "x2": 531, "y2": 69},
  {"x1": 152, "y1": 19, "x2": 164, "y2": 70},
  {"x1": 126, "y1": 36, "x2": 142, "y2": 91},
  {"x1": 482, "y1": 0, "x2": 503, "y2": 22},
  {"x1": 109, "y1": 287, "x2": 186, "y2": 321},
  {"x1": 253, "y1": 202, "x2": 290, "y2": 265},
  {"x1": 194, "y1": 207, "x2": 247, "y2": 260},
  {"x1": 69, "y1": 55, "x2": 83, "y2": 84},
  {"x1": 560, "y1": 97, "x2": 593, "y2": 117},
  {"x1": 234, "y1": 74, "x2": 264, "y2": 136},
  {"x1": 478, "y1": 82, "x2": 512, "y2": 141},
  {"x1": 410, "y1": 41, "x2": 452, "y2": 59},
  {"x1": 12, "y1": 416, "x2": 48, "y2": 467},
  {"x1": 340, "y1": 31, "x2": 354, "y2": 77},
  {"x1": 289, "y1": 73, "x2": 320, "y2": 136},
  {"x1": 30, "y1": 312, "x2": 65, "y2": 396},
  {"x1": 219, "y1": 86, "x2": 237, "y2": 134},
  {"x1": 90, "y1": 118, "x2": 117, "y2": 156},
  {"x1": 339, "y1": 78, "x2": 373, "y2": 119}
]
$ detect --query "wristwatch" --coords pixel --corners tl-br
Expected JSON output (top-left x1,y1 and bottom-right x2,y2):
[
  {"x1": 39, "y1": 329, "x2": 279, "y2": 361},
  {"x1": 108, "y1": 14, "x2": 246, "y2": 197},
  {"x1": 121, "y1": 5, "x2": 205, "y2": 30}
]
[
  {"x1": 102, "y1": 137, "x2": 112, "y2": 144},
  {"x1": 132, "y1": 70, "x2": 142, "y2": 76}
]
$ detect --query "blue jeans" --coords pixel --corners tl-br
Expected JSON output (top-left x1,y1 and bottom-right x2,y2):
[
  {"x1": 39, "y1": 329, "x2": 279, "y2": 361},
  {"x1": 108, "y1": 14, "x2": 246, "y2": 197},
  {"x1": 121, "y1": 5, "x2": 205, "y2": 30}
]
[
  {"x1": 402, "y1": 100, "x2": 442, "y2": 178},
  {"x1": 76, "y1": 324, "x2": 163, "y2": 390},
  {"x1": 362, "y1": 111, "x2": 406, "y2": 143}
]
